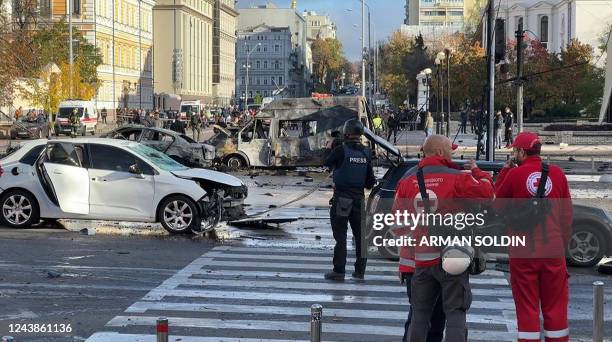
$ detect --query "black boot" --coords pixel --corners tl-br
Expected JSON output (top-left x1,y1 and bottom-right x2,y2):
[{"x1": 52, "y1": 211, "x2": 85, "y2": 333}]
[{"x1": 324, "y1": 271, "x2": 345, "y2": 281}]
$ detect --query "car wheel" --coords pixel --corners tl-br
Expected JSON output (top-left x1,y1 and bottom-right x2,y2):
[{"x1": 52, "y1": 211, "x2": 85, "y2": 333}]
[
  {"x1": 226, "y1": 155, "x2": 246, "y2": 169},
  {"x1": 0, "y1": 190, "x2": 40, "y2": 228},
  {"x1": 567, "y1": 224, "x2": 606, "y2": 267},
  {"x1": 158, "y1": 196, "x2": 200, "y2": 234}
]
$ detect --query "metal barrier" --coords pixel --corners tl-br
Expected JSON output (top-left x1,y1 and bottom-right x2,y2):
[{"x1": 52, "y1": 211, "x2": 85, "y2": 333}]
[
  {"x1": 593, "y1": 281, "x2": 604, "y2": 342},
  {"x1": 156, "y1": 317, "x2": 169, "y2": 342},
  {"x1": 1, "y1": 337, "x2": 14, "y2": 342},
  {"x1": 310, "y1": 304, "x2": 323, "y2": 342}
]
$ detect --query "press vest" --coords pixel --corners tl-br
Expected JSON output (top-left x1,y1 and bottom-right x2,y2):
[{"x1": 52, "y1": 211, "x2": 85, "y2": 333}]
[{"x1": 333, "y1": 144, "x2": 370, "y2": 189}]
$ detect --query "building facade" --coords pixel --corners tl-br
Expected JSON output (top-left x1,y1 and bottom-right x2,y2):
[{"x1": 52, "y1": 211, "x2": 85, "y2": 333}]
[
  {"x1": 212, "y1": 0, "x2": 238, "y2": 106},
  {"x1": 237, "y1": 2, "x2": 312, "y2": 100},
  {"x1": 236, "y1": 25, "x2": 292, "y2": 101},
  {"x1": 303, "y1": 11, "x2": 337, "y2": 42},
  {"x1": 497, "y1": 0, "x2": 612, "y2": 54},
  {"x1": 404, "y1": 0, "x2": 475, "y2": 33},
  {"x1": 41, "y1": 0, "x2": 156, "y2": 117},
  {"x1": 153, "y1": 0, "x2": 214, "y2": 103}
]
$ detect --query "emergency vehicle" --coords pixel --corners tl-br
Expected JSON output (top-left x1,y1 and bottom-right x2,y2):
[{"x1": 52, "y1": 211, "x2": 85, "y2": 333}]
[
  {"x1": 179, "y1": 100, "x2": 205, "y2": 121},
  {"x1": 55, "y1": 100, "x2": 98, "y2": 136}
]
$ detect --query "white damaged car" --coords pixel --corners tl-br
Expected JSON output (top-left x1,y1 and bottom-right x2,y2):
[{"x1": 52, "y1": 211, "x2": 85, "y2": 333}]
[{"x1": 0, "y1": 138, "x2": 246, "y2": 234}]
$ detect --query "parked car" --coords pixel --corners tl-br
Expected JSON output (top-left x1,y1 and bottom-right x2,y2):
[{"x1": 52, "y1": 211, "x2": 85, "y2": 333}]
[
  {"x1": 0, "y1": 138, "x2": 247, "y2": 234},
  {"x1": 101, "y1": 125, "x2": 216, "y2": 168},
  {"x1": 11, "y1": 115, "x2": 49, "y2": 139},
  {"x1": 364, "y1": 130, "x2": 612, "y2": 267}
]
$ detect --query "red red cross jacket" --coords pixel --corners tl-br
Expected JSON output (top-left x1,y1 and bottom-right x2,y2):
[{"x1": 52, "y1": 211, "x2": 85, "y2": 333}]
[
  {"x1": 495, "y1": 156, "x2": 573, "y2": 258},
  {"x1": 393, "y1": 156, "x2": 495, "y2": 270}
]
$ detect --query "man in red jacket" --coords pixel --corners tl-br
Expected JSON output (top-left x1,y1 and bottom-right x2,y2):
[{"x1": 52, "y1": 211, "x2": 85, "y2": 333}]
[
  {"x1": 496, "y1": 132, "x2": 573, "y2": 342},
  {"x1": 394, "y1": 135, "x2": 494, "y2": 342}
]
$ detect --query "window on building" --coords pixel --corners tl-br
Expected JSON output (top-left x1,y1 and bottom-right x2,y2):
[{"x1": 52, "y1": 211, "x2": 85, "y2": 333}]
[
  {"x1": 257, "y1": 45, "x2": 261, "y2": 52},
  {"x1": 278, "y1": 76, "x2": 283, "y2": 85},
  {"x1": 241, "y1": 77, "x2": 245, "y2": 85},
  {"x1": 72, "y1": 0, "x2": 81, "y2": 15},
  {"x1": 263, "y1": 45, "x2": 267, "y2": 52},
  {"x1": 256, "y1": 78, "x2": 260, "y2": 85},
  {"x1": 256, "y1": 61, "x2": 260, "y2": 69},
  {"x1": 275, "y1": 45, "x2": 280, "y2": 52},
  {"x1": 540, "y1": 16, "x2": 549, "y2": 48},
  {"x1": 264, "y1": 61, "x2": 268, "y2": 69},
  {"x1": 275, "y1": 61, "x2": 280, "y2": 70},
  {"x1": 39, "y1": 0, "x2": 51, "y2": 17},
  {"x1": 263, "y1": 78, "x2": 268, "y2": 85}
]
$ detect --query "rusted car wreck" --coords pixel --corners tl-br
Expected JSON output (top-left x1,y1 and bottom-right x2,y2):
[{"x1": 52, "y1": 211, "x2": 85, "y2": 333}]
[{"x1": 206, "y1": 96, "x2": 371, "y2": 168}]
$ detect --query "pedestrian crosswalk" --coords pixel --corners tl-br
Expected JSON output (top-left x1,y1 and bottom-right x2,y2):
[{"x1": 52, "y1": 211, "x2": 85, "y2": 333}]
[{"x1": 86, "y1": 245, "x2": 518, "y2": 342}]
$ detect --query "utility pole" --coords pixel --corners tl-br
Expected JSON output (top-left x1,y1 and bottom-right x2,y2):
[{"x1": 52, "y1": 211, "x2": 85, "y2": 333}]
[
  {"x1": 361, "y1": 0, "x2": 366, "y2": 99},
  {"x1": 446, "y1": 48, "x2": 451, "y2": 137},
  {"x1": 516, "y1": 21, "x2": 525, "y2": 133},
  {"x1": 486, "y1": 0, "x2": 496, "y2": 161},
  {"x1": 67, "y1": 0, "x2": 73, "y2": 98}
]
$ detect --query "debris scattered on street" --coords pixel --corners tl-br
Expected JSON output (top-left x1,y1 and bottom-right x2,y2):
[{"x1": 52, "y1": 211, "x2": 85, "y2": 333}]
[{"x1": 46, "y1": 271, "x2": 61, "y2": 279}]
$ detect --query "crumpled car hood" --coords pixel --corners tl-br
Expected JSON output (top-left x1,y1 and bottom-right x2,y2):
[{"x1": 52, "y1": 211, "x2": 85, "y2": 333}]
[{"x1": 171, "y1": 169, "x2": 243, "y2": 187}]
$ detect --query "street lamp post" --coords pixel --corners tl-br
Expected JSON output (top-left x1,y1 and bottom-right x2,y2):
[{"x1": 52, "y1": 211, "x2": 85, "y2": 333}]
[
  {"x1": 445, "y1": 48, "x2": 451, "y2": 137},
  {"x1": 423, "y1": 68, "x2": 432, "y2": 113},
  {"x1": 435, "y1": 51, "x2": 446, "y2": 135},
  {"x1": 67, "y1": 0, "x2": 73, "y2": 98},
  {"x1": 243, "y1": 42, "x2": 261, "y2": 110},
  {"x1": 361, "y1": 0, "x2": 366, "y2": 99}
]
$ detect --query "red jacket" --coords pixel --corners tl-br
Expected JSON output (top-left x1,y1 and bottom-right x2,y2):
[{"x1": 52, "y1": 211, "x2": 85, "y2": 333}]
[
  {"x1": 495, "y1": 156, "x2": 573, "y2": 258},
  {"x1": 393, "y1": 156, "x2": 495, "y2": 269}
]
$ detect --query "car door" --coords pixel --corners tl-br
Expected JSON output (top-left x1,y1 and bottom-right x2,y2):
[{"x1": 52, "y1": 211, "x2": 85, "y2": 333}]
[
  {"x1": 87, "y1": 144, "x2": 156, "y2": 221},
  {"x1": 239, "y1": 119, "x2": 271, "y2": 167},
  {"x1": 40, "y1": 142, "x2": 90, "y2": 214}
]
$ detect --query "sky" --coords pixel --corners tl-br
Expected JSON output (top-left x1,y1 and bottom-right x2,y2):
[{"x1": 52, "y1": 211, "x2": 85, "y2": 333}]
[{"x1": 236, "y1": 0, "x2": 405, "y2": 61}]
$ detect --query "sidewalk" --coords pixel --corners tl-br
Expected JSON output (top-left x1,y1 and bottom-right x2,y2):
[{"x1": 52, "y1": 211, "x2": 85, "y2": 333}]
[{"x1": 391, "y1": 130, "x2": 612, "y2": 157}]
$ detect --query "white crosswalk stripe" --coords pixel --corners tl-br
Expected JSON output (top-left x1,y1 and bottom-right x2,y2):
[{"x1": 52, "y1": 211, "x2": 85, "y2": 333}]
[{"x1": 86, "y1": 246, "x2": 518, "y2": 342}]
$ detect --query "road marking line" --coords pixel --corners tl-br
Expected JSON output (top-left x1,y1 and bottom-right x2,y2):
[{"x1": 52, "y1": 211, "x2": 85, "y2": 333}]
[
  {"x1": 191, "y1": 268, "x2": 509, "y2": 285},
  {"x1": 86, "y1": 332, "x2": 309, "y2": 342},
  {"x1": 125, "y1": 301, "x2": 518, "y2": 325}
]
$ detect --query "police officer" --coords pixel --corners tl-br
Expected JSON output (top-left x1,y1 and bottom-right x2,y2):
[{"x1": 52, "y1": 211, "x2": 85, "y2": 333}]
[{"x1": 324, "y1": 119, "x2": 376, "y2": 281}]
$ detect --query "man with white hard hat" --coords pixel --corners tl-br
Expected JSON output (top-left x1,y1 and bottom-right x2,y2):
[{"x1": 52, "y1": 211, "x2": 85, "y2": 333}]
[{"x1": 392, "y1": 135, "x2": 494, "y2": 342}]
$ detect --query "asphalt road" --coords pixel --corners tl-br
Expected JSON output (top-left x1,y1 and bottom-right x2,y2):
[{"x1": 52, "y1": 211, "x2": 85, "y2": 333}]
[{"x1": 0, "y1": 228, "x2": 214, "y2": 341}]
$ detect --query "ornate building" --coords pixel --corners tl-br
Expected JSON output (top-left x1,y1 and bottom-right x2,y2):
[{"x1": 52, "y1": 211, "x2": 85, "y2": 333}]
[
  {"x1": 213, "y1": 0, "x2": 239, "y2": 106},
  {"x1": 45, "y1": 0, "x2": 155, "y2": 117}
]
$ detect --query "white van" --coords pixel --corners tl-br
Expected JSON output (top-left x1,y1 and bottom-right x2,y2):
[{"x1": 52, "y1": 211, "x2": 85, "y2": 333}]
[
  {"x1": 56, "y1": 100, "x2": 98, "y2": 136},
  {"x1": 179, "y1": 100, "x2": 204, "y2": 121}
]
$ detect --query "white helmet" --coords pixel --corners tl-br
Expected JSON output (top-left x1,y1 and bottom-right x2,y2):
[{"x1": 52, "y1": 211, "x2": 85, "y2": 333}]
[{"x1": 441, "y1": 244, "x2": 474, "y2": 275}]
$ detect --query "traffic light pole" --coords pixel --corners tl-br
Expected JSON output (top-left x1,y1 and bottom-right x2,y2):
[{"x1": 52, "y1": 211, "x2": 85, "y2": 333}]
[
  {"x1": 486, "y1": 0, "x2": 496, "y2": 161},
  {"x1": 516, "y1": 22, "x2": 525, "y2": 133}
]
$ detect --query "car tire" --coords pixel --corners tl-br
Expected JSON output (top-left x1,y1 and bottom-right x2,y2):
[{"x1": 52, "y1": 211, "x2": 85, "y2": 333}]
[
  {"x1": 567, "y1": 224, "x2": 606, "y2": 267},
  {"x1": 158, "y1": 195, "x2": 201, "y2": 235},
  {"x1": 226, "y1": 155, "x2": 246, "y2": 169},
  {"x1": 0, "y1": 189, "x2": 40, "y2": 228}
]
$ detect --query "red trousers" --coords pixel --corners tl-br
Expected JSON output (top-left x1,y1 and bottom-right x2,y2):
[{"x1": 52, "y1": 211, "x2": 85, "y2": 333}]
[{"x1": 509, "y1": 258, "x2": 569, "y2": 342}]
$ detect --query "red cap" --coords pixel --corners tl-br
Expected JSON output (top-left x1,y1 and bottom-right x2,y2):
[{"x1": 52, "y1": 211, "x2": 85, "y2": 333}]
[
  {"x1": 509, "y1": 132, "x2": 541, "y2": 150},
  {"x1": 451, "y1": 143, "x2": 459, "y2": 150}
]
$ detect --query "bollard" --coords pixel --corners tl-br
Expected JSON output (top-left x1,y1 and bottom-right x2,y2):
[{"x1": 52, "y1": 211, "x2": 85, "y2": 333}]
[
  {"x1": 593, "y1": 281, "x2": 604, "y2": 342},
  {"x1": 1, "y1": 337, "x2": 14, "y2": 342},
  {"x1": 310, "y1": 304, "x2": 323, "y2": 342},
  {"x1": 156, "y1": 317, "x2": 169, "y2": 342}
]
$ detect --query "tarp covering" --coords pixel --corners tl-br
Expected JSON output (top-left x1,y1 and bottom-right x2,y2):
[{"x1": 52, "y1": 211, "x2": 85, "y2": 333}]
[{"x1": 600, "y1": 32, "x2": 612, "y2": 123}]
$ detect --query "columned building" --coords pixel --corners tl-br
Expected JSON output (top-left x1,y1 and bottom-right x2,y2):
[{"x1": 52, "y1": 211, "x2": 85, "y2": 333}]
[
  {"x1": 303, "y1": 11, "x2": 336, "y2": 42},
  {"x1": 212, "y1": 0, "x2": 238, "y2": 106},
  {"x1": 43, "y1": 0, "x2": 156, "y2": 118},
  {"x1": 153, "y1": 0, "x2": 214, "y2": 103},
  {"x1": 497, "y1": 0, "x2": 612, "y2": 54}
]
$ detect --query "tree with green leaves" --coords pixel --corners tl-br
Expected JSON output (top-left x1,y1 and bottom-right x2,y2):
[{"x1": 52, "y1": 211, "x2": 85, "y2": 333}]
[{"x1": 311, "y1": 38, "x2": 345, "y2": 93}]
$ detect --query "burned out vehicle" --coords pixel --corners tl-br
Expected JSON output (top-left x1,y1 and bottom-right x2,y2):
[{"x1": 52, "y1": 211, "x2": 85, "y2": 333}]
[
  {"x1": 102, "y1": 125, "x2": 215, "y2": 168},
  {"x1": 207, "y1": 96, "x2": 371, "y2": 169}
]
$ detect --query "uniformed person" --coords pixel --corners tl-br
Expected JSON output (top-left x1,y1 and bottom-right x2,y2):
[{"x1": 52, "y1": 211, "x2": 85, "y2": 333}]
[
  {"x1": 69, "y1": 109, "x2": 80, "y2": 138},
  {"x1": 323, "y1": 119, "x2": 376, "y2": 281}
]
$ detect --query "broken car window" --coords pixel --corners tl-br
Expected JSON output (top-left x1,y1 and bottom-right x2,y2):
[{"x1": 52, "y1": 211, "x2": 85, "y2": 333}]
[{"x1": 278, "y1": 120, "x2": 317, "y2": 138}]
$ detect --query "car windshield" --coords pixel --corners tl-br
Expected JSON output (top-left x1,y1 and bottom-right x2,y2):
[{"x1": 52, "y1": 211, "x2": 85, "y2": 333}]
[
  {"x1": 58, "y1": 107, "x2": 83, "y2": 118},
  {"x1": 128, "y1": 143, "x2": 188, "y2": 171}
]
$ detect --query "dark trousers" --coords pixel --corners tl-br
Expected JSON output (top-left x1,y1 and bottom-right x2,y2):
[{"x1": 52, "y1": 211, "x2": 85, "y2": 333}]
[
  {"x1": 387, "y1": 127, "x2": 398, "y2": 144},
  {"x1": 330, "y1": 196, "x2": 367, "y2": 274},
  {"x1": 402, "y1": 272, "x2": 445, "y2": 342},
  {"x1": 460, "y1": 121, "x2": 467, "y2": 134},
  {"x1": 409, "y1": 264, "x2": 471, "y2": 342}
]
